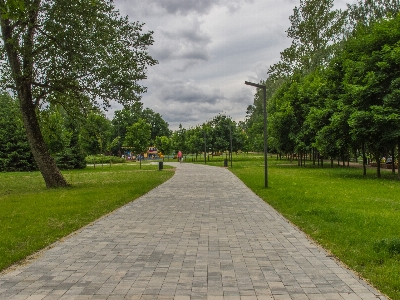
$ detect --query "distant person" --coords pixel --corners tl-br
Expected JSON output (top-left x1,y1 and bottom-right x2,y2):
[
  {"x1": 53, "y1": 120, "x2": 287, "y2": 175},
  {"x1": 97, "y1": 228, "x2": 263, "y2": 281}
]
[{"x1": 177, "y1": 150, "x2": 182, "y2": 163}]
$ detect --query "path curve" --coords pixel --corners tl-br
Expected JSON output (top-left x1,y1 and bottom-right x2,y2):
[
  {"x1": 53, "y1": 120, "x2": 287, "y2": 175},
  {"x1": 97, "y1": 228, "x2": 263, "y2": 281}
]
[{"x1": 0, "y1": 163, "x2": 388, "y2": 299}]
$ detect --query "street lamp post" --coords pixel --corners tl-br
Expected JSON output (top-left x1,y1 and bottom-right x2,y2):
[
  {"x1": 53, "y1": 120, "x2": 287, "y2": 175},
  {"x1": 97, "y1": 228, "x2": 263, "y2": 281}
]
[
  {"x1": 228, "y1": 121, "x2": 233, "y2": 168},
  {"x1": 245, "y1": 81, "x2": 268, "y2": 188}
]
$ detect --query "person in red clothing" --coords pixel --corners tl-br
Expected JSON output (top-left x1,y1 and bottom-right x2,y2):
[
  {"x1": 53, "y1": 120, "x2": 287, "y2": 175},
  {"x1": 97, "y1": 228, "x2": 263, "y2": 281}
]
[{"x1": 177, "y1": 150, "x2": 182, "y2": 163}]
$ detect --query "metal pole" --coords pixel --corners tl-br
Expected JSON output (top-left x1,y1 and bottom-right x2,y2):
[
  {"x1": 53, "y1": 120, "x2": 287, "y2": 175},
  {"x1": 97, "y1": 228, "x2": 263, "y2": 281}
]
[
  {"x1": 204, "y1": 130, "x2": 207, "y2": 164},
  {"x1": 262, "y1": 86, "x2": 268, "y2": 188},
  {"x1": 229, "y1": 123, "x2": 233, "y2": 168}
]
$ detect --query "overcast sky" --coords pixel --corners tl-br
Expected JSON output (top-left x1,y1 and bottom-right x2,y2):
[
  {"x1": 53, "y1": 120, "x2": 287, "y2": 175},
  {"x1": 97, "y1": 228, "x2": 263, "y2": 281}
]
[{"x1": 113, "y1": 0, "x2": 355, "y2": 130}]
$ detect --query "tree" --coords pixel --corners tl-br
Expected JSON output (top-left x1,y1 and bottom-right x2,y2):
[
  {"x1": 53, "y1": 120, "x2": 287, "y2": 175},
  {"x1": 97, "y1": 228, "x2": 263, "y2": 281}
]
[
  {"x1": 80, "y1": 112, "x2": 112, "y2": 156},
  {"x1": 269, "y1": 0, "x2": 346, "y2": 77},
  {"x1": 111, "y1": 102, "x2": 144, "y2": 154},
  {"x1": 40, "y1": 106, "x2": 70, "y2": 156},
  {"x1": 155, "y1": 135, "x2": 172, "y2": 158},
  {"x1": 0, "y1": 0, "x2": 156, "y2": 187},
  {"x1": 111, "y1": 104, "x2": 170, "y2": 155},
  {"x1": 172, "y1": 124, "x2": 187, "y2": 154},
  {"x1": 141, "y1": 108, "x2": 171, "y2": 144},
  {"x1": 347, "y1": 0, "x2": 400, "y2": 29},
  {"x1": 40, "y1": 104, "x2": 85, "y2": 169},
  {"x1": 0, "y1": 92, "x2": 36, "y2": 171},
  {"x1": 123, "y1": 118, "x2": 151, "y2": 168},
  {"x1": 339, "y1": 14, "x2": 400, "y2": 176},
  {"x1": 209, "y1": 114, "x2": 230, "y2": 153}
]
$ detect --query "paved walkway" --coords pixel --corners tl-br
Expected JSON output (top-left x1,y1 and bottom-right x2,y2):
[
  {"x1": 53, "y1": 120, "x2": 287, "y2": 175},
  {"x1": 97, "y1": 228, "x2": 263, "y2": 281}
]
[{"x1": 0, "y1": 163, "x2": 388, "y2": 300}]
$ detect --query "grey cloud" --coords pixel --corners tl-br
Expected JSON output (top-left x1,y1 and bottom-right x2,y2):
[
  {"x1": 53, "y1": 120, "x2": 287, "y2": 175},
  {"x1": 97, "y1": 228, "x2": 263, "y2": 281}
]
[
  {"x1": 181, "y1": 48, "x2": 209, "y2": 61},
  {"x1": 148, "y1": 19, "x2": 211, "y2": 70},
  {"x1": 112, "y1": 0, "x2": 299, "y2": 130},
  {"x1": 161, "y1": 26, "x2": 211, "y2": 44},
  {"x1": 230, "y1": 87, "x2": 254, "y2": 105},
  {"x1": 158, "y1": 80, "x2": 225, "y2": 104},
  {"x1": 151, "y1": 0, "x2": 216, "y2": 14},
  {"x1": 163, "y1": 104, "x2": 222, "y2": 123},
  {"x1": 144, "y1": 0, "x2": 253, "y2": 15}
]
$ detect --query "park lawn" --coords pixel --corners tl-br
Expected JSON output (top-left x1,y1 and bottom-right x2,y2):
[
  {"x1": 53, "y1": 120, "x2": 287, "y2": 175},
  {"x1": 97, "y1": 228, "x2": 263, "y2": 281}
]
[
  {"x1": 221, "y1": 157, "x2": 400, "y2": 300},
  {"x1": 0, "y1": 163, "x2": 174, "y2": 272}
]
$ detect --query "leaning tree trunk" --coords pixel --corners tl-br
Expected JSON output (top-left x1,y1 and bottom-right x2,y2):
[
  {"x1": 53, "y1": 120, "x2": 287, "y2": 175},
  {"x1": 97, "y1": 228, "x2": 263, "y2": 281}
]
[
  {"x1": 1, "y1": 7, "x2": 68, "y2": 188},
  {"x1": 19, "y1": 90, "x2": 68, "y2": 188}
]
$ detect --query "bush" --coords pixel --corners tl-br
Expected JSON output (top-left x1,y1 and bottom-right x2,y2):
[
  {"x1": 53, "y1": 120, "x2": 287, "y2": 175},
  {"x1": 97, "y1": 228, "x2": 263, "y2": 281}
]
[{"x1": 85, "y1": 155, "x2": 126, "y2": 165}]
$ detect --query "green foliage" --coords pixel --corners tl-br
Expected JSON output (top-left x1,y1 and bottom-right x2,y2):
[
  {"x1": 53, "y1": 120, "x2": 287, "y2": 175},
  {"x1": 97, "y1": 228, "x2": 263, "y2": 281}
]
[
  {"x1": 123, "y1": 118, "x2": 151, "y2": 154},
  {"x1": 0, "y1": 0, "x2": 157, "y2": 109},
  {"x1": 39, "y1": 105, "x2": 86, "y2": 170},
  {"x1": 55, "y1": 130, "x2": 86, "y2": 170},
  {"x1": 79, "y1": 112, "x2": 112, "y2": 156},
  {"x1": 172, "y1": 115, "x2": 245, "y2": 156},
  {"x1": 269, "y1": 0, "x2": 346, "y2": 77},
  {"x1": 171, "y1": 124, "x2": 187, "y2": 153},
  {"x1": 85, "y1": 155, "x2": 126, "y2": 164},
  {"x1": 155, "y1": 135, "x2": 172, "y2": 156},
  {"x1": 0, "y1": 93, "x2": 36, "y2": 171},
  {"x1": 0, "y1": 0, "x2": 157, "y2": 187},
  {"x1": 347, "y1": 0, "x2": 400, "y2": 29},
  {"x1": 246, "y1": 12, "x2": 400, "y2": 178},
  {"x1": 141, "y1": 108, "x2": 171, "y2": 143},
  {"x1": 111, "y1": 104, "x2": 170, "y2": 155}
]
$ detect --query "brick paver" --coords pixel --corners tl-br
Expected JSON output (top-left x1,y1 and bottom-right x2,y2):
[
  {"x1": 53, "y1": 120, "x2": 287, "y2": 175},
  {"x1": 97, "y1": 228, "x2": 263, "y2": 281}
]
[{"x1": 0, "y1": 163, "x2": 388, "y2": 299}]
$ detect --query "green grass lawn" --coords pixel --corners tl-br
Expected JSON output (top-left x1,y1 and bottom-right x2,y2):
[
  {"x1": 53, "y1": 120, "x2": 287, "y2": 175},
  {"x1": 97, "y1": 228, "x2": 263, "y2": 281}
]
[
  {"x1": 195, "y1": 154, "x2": 400, "y2": 299},
  {"x1": 0, "y1": 162, "x2": 174, "y2": 272}
]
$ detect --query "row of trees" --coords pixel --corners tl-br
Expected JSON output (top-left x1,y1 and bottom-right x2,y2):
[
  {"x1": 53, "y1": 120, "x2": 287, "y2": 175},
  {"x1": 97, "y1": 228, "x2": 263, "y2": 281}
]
[
  {"x1": 169, "y1": 114, "x2": 248, "y2": 160},
  {"x1": 0, "y1": 92, "x2": 171, "y2": 171},
  {"x1": 244, "y1": 0, "x2": 400, "y2": 177},
  {"x1": 1, "y1": 92, "x2": 251, "y2": 172}
]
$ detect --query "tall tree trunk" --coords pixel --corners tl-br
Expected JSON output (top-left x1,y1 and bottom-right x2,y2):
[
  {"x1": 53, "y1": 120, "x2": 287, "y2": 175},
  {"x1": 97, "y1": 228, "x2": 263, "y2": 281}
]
[
  {"x1": 362, "y1": 141, "x2": 366, "y2": 176},
  {"x1": 398, "y1": 138, "x2": 400, "y2": 180},
  {"x1": 19, "y1": 90, "x2": 68, "y2": 188},
  {"x1": 312, "y1": 148, "x2": 316, "y2": 165}
]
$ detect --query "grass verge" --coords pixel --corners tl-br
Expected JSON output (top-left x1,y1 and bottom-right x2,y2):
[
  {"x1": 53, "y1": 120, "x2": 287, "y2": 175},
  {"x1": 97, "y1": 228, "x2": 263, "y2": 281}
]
[
  {"x1": 200, "y1": 155, "x2": 399, "y2": 299},
  {"x1": 0, "y1": 163, "x2": 174, "y2": 272}
]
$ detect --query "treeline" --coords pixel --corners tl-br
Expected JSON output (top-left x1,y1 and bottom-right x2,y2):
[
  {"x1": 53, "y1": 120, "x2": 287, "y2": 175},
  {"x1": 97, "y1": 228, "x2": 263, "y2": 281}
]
[
  {"x1": 243, "y1": 0, "x2": 400, "y2": 177},
  {"x1": 0, "y1": 93, "x2": 170, "y2": 171},
  {"x1": 167, "y1": 114, "x2": 248, "y2": 159}
]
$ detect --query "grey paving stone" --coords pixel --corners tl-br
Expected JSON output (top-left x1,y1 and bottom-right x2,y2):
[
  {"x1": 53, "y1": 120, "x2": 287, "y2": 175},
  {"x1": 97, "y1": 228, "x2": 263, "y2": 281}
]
[{"x1": 0, "y1": 163, "x2": 389, "y2": 299}]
